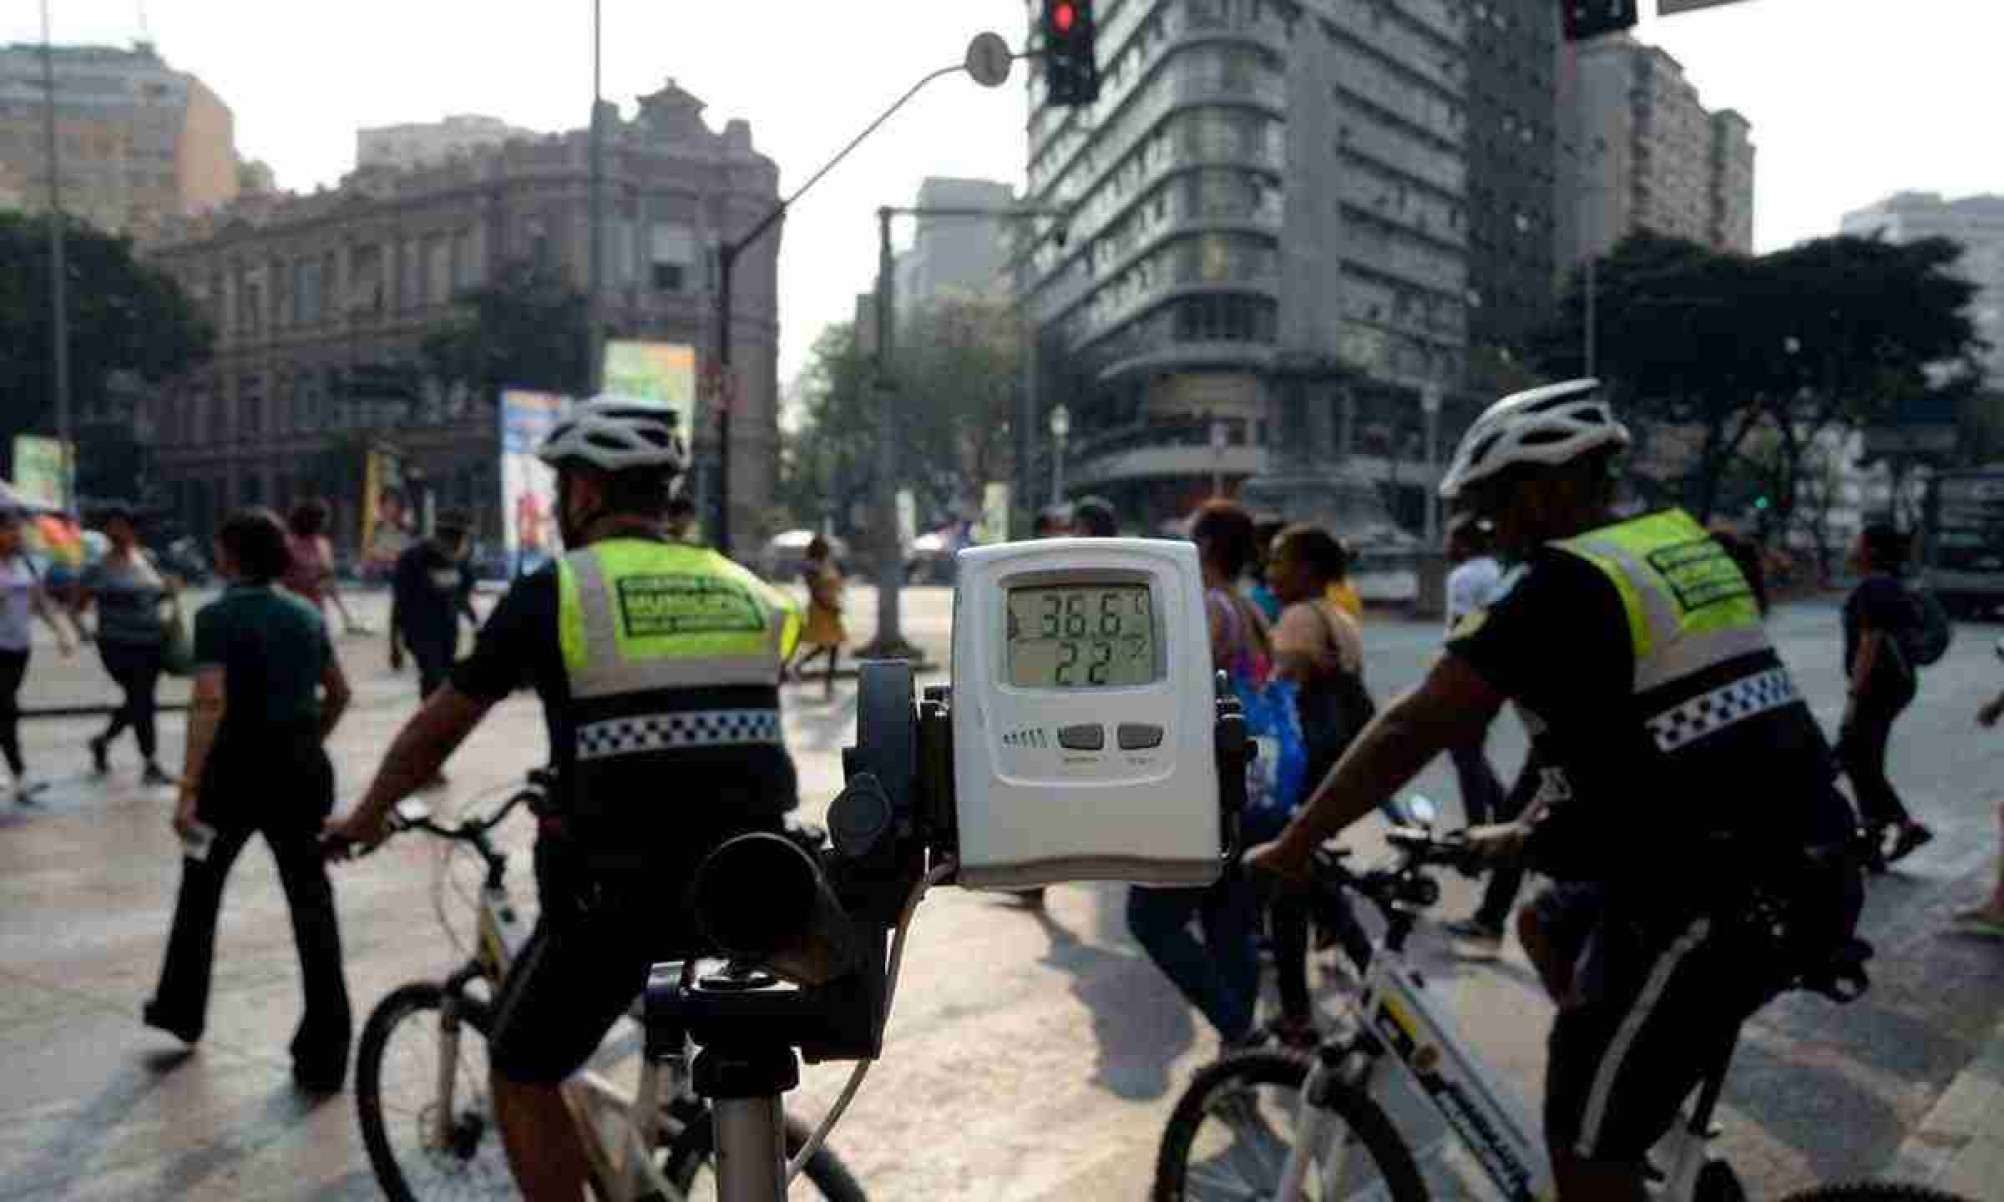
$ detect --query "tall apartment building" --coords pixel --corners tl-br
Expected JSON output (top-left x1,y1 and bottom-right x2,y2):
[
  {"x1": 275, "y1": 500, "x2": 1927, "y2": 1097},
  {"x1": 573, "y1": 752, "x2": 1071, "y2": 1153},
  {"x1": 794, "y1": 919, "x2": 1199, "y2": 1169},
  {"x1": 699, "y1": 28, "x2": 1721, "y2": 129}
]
[
  {"x1": 143, "y1": 81, "x2": 783, "y2": 550},
  {"x1": 894, "y1": 176, "x2": 1016, "y2": 313},
  {"x1": 1019, "y1": 0, "x2": 1470, "y2": 528},
  {"x1": 1841, "y1": 192, "x2": 2004, "y2": 388},
  {"x1": 1464, "y1": 0, "x2": 1560, "y2": 360},
  {"x1": 357, "y1": 114, "x2": 537, "y2": 172},
  {"x1": 1562, "y1": 35, "x2": 1754, "y2": 266},
  {"x1": 0, "y1": 42, "x2": 238, "y2": 240}
]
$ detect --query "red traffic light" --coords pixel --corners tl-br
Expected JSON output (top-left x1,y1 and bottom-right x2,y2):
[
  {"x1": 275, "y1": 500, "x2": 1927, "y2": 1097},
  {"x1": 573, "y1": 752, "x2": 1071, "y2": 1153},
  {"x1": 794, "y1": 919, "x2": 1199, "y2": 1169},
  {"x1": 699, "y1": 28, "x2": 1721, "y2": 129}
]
[{"x1": 1053, "y1": 2, "x2": 1076, "y2": 33}]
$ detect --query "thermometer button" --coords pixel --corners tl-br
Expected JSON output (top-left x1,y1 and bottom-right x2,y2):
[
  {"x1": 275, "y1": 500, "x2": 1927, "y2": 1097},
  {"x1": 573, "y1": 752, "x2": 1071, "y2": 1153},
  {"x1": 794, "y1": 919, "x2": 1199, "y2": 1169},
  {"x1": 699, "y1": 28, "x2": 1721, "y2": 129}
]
[
  {"x1": 1057, "y1": 724, "x2": 1105, "y2": 751},
  {"x1": 1117, "y1": 723, "x2": 1164, "y2": 750}
]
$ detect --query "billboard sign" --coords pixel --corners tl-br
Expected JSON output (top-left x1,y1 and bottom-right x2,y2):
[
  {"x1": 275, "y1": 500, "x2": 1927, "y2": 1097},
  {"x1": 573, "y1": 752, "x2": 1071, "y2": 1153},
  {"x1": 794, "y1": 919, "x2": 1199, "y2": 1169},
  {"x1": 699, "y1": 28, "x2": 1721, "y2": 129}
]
[
  {"x1": 500, "y1": 389, "x2": 569, "y2": 575},
  {"x1": 11, "y1": 435, "x2": 73, "y2": 511},
  {"x1": 602, "y1": 340, "x2": 697, "y2": 434},
  {"x1": 361, "y1": 445, "x2": 408, "y2": 579}
]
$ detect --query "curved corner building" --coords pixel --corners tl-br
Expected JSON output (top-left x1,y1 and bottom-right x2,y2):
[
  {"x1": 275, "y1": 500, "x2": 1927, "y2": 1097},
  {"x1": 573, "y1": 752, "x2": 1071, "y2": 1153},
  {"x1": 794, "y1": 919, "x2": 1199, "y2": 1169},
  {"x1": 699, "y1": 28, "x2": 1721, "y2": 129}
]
[{"x1": 1018, "y1": 0, "x2": 1479, "y2": 531}]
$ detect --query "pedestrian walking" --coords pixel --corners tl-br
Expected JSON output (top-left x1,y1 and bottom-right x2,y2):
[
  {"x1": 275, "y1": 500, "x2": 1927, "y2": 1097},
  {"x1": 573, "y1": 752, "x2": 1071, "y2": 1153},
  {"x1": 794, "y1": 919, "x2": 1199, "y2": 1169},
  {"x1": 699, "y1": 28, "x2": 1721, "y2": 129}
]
[
  {"x1": 1961, "y1": 642, "x2": 2004, "y2": 936},
  {"x1": 0, "y1": 506, "x2": 77, "y2": 802},
  {"x1": 390, "y1": 511, "x2": 478, "y2": 702},
  {"x1": 144, "y1": 508, "x2": 354, "y2": 1092},
  {"x1": 1127, "y1": 499, "x2": 1263, "y2": 1047},
  {"x1": 1262, "y1": 522, "x2": 1379, "y2": 1041},
  {"x1": 1840, "y1": 523, "x2": 1934, "y2": 867},
  {"x1": 1245, "y1": 516, "x2": 1286, "y2": 623},
  {"x1": 789, "y1": 536, "x2": 846, "y2": 699},
  {"x1": 76, "y1": 504, "x2": 177, "y2": 785},
  {"x1": 1441, "y1": 514, "x2": 1506, "y2": 828},
  {"x1": 284, "y1": 500, "x2": 369, "y2": 636}
]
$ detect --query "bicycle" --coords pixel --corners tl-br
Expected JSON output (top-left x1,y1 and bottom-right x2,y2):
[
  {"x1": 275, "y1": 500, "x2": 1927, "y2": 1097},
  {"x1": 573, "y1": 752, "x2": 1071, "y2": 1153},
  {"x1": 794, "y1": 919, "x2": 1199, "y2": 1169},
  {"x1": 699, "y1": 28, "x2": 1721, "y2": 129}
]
[
  {"x1": 349, "y1": 770, "x2": 867, "y2": 1201},
  {"x1": 1151, "y1": 804, "x2": 1973, "y2": 1202}
]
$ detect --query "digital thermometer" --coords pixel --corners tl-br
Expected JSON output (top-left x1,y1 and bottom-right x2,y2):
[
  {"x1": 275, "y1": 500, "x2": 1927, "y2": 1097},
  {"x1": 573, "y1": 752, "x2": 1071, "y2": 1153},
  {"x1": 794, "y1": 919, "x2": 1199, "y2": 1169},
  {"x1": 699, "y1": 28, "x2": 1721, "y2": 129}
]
[{"x1": 950, "y1": 538, "x2": 1222, "y2": 889}]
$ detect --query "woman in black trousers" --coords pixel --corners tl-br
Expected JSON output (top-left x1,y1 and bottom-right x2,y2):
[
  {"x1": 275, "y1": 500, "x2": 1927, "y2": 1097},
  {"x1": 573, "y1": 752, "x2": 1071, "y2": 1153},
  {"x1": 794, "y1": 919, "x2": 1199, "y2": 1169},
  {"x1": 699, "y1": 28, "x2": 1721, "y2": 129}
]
[
  {"x1": 1840, "y1": 523, "x2": 1933, "y2": 867},
  {"x1": 145, "y1": 509, "x2": 356, "y2": 1091}
]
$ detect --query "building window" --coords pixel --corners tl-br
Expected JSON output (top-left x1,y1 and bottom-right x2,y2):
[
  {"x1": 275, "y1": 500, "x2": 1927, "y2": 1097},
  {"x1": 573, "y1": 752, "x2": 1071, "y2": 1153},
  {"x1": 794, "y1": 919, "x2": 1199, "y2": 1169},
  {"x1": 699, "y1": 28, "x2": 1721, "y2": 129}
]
[
  {"x1": 649, "y1": 223, "x2": 695, "y2": 293},
  {"x1": 238, "y1": 374, "x2": 263, "y2": 441}
]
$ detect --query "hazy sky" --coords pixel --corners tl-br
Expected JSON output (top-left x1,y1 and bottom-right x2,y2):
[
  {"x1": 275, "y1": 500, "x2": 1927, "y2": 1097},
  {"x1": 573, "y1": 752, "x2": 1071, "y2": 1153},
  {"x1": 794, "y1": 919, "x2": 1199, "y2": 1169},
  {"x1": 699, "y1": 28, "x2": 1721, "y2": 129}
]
[{"x1": 8, "y1": 1, "x2": 1998, "y2": 385}]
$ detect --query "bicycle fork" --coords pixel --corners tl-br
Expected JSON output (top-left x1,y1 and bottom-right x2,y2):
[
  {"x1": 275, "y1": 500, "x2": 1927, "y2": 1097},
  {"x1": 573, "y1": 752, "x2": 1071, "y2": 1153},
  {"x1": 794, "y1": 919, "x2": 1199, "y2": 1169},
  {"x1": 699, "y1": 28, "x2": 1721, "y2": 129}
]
[{"x1": 431, "y1": 996, "x2": 465, "y2": 1152}]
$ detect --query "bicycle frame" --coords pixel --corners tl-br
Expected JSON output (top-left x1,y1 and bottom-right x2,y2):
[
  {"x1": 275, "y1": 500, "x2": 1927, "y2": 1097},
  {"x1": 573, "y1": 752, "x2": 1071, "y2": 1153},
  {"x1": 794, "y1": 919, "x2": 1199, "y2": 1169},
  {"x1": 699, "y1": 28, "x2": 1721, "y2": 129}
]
[
  {"x1": 423, "y1": 841, "x2": 694, "y2": 1201},
  {"x1": 1272, "y1": 903, "x2": 1721, "y2": 1202}
]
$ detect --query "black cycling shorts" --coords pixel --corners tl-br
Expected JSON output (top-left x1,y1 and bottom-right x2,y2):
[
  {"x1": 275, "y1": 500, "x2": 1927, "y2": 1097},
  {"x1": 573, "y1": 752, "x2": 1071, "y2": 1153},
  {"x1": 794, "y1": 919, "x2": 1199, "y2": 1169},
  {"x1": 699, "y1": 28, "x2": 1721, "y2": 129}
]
[
  {"x1": 1534, "y1": 884, "x2": 1778, "y2": 1165},
  {"x1": 486, "y1": 839, "x2": 707, "y2": 1085}
]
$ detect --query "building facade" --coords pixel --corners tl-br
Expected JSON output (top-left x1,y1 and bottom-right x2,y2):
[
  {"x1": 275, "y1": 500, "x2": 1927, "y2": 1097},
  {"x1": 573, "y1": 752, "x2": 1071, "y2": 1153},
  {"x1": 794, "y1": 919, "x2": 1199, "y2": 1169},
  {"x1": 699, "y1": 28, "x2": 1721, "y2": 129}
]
[
  {"x1": 894, "y1": 176, "x2": 1016, "y2": 313},
  {"x1": 1841, "y1": 191, "x2": 2004, "y2": 388},
  {"x1": 357, "y1": 114, "x2": 538, "y2": 173},
  {"x1": 0, "y1": 42, "x2": 238, "y2": 240},
  {"x1": 1562, "y1": 35, "x2": 1754, "y2": 266},
  {"x1": 1019, "y1": 0, "x2": 1472, "y2": 528},
  {"x1": 142, "y1": 81, "x2": 783, "y2": 552},
  {"x1": 1463, "y1": 0, "x2": 1560, "y2": 361}
]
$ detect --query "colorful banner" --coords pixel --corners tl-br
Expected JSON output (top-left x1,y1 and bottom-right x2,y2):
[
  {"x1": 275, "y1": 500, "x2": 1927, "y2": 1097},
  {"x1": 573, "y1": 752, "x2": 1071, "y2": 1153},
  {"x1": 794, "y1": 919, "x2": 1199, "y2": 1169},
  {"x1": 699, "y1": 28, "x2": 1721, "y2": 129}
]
[
  {"x1": 602, "y1": 340, "x2": 696, "y2": 433},
  {"x1": 11, "y1": 435, "x2": 73, "y2": 511},
  {"x1": 360, "y1": 445, "x2": 408, "y2": 580},
  {"x1": 500, "y1": 390, "x2": 569, "y2": 576}
]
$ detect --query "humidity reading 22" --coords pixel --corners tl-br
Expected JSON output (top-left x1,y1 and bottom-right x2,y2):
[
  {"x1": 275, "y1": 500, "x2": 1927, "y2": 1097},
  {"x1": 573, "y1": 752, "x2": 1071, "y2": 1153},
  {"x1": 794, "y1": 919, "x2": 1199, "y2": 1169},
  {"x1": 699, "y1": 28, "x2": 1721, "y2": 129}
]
[{"x1": 1004, "y1": 584, "x2": 1157, "y2": 689}]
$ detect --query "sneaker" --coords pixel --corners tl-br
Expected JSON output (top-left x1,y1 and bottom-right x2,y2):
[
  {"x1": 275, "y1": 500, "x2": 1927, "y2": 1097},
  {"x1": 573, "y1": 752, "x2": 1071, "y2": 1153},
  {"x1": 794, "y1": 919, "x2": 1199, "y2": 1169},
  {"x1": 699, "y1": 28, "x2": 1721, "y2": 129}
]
[
  {"x1": 87, "y1": 735, "x2": 109, "y2": 775},
  {"x1": 141, "y1": 763, "x2": 175, "y2": 788},
  {"x1": 142, "y1": 1001, "x2": 201, "y2": 1045},
  {"x1": 1443, "y1": 916, "x2": 1505, "y2": 955},
  {"x1": 1885, "y1": 823, "x2": 1935, "y2": 866},
  {"x1": 1954, "y1": 907, "x2": 2004, "y2": 938},
  {"x1": 14, "y1": 779, "x2": 46, "y2": 805}
]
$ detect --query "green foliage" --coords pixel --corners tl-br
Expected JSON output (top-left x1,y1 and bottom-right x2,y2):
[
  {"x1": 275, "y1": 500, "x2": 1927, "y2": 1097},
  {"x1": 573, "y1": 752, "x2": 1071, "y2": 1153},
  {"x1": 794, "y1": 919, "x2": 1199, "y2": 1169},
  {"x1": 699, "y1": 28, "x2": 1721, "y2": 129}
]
[
  {"x1": 779, "y1": 296, "x2": 1021, "y2": 535},
  {"x1": 1534, "y1": 231, "x2": 1981, "y2": 524},
  {"x1": 420, "y1": 260, "x2": 591, "y2": 402},
  {"x1": 0, "y1": 212, "x2": 213, "y2": 471}
]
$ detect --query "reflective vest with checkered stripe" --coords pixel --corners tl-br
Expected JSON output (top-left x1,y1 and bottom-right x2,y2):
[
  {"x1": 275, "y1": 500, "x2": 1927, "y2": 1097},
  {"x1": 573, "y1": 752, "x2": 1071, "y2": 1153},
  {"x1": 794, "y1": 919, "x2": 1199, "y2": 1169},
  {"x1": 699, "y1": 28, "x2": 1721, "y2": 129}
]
[
  {"x1": 1551, "y1": 509, "x2": 1796, "y2": 754},
  {"x1": 555, "y1": 538, "x2": 800, "y2": 778}
]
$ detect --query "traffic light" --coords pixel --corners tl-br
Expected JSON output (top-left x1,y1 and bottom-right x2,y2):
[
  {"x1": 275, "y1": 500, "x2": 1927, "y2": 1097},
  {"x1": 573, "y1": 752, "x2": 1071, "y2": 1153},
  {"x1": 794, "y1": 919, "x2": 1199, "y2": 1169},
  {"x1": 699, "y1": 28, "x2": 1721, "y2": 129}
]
[
  {"x1": 1562, "y1": 0, "x2": 1638, "y2": 41},
  {"x1": 1042, "y1": 0, "x2": 1099, "y2": 108}
]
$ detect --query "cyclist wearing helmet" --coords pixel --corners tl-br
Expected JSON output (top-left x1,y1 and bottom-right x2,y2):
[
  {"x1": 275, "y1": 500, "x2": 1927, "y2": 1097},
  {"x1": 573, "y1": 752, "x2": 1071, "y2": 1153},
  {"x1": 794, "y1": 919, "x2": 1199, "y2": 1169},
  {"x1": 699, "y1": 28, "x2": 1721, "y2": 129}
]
[
  {"x1": 326, "y1": 395, "x2": 800, "y2": 1200},
  {"x1": 1250, "y1": 380, "x2": 1859, "y2": 1201}
]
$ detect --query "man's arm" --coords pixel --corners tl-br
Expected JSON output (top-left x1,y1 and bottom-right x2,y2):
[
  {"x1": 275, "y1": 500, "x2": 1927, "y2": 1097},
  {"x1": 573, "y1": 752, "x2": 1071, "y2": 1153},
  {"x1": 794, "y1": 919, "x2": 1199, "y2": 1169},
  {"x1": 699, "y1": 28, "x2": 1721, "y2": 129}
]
[
  {"x1": 317, "y1": 653, "x2": 352, "y2": 742},
  {"x1": 175, "y1": 667, "x2": 226, "y2": 836},
  {"x1": 29, "y1": 582, "x2": 75, "y2": 654},
  {"x1": 1251, "y1": 651, "x2": 1505, "y2": 877},
  {"x1": 326, "y1": 685, "x2": 493, "y2": 848}
]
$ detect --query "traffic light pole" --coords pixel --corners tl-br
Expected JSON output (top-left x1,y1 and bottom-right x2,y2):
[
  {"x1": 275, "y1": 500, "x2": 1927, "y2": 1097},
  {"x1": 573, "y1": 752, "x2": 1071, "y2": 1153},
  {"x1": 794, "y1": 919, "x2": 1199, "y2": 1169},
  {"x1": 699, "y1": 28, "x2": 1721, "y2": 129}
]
[{"x1": 709, "y1": 45, "x2": 1013, "y2": 558}]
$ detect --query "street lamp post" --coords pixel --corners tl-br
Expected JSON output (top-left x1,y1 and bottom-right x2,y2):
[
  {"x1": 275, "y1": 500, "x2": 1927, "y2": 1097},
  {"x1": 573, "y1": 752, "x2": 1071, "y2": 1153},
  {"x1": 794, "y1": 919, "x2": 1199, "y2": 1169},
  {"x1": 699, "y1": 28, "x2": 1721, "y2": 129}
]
[
  {"x1": 38, "y1": 0, "x2": 72, "y2": 513},
  {"x1": 1048, "y1": 403, "x2": 1071, "y2": 506},
  {"x1": 1420, "y1": 384, "x2": 1443, "y2": 545},
  {"x1": 1208, "y1": 413, "x2": 1227, "y2": 496},
  {"x1": 709, "y1": 32, "x2": 1017, "y2": 560}
]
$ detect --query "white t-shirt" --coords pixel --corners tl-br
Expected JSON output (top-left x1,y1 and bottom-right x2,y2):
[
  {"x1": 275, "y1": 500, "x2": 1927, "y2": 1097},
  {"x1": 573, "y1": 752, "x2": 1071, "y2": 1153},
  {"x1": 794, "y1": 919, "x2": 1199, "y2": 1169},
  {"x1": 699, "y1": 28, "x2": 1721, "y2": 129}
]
[
  {"x1": 0, "y1": 556, "x2": 37, "y2": 652},
  {"x1": 1445, "y1": 554, "x2": 1503, "y2": 631}
]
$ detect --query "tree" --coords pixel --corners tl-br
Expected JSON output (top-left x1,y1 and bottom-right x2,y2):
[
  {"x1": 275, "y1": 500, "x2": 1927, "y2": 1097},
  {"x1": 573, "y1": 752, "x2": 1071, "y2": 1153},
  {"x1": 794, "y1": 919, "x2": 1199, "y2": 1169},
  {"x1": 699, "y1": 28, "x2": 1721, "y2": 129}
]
[
  {"x1": 0, "y1": 212, "x2": 212, "y2": 483},
  {"x1": 1533, "y1": 232, "x2": 1980, "y2": 526},
  {"x1": 777, "y1": 322, "x2": 876, "y2": 534},
  {"x1": 421, "y1": 260, "x2": 590, "y2": 402},
  {"x1": 779, "y1": 296, "x2": 1022, "y2": 536}
]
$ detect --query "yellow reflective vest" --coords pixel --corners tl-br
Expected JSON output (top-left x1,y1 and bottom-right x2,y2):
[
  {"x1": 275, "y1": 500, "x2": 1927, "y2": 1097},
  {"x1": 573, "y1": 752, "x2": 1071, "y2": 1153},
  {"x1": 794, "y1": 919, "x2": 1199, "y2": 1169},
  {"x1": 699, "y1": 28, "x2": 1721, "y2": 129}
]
[{"x1": 550, "y1": 539, "x2": 800, "y2": 835}]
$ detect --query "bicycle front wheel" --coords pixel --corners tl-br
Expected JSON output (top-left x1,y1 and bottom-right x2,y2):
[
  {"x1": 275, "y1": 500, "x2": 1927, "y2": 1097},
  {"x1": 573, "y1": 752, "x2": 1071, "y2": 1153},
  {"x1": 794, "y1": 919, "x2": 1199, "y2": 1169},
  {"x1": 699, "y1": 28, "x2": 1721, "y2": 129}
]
[
  {"x1": 1778, "y1": 1185, "x2": 1978, "y2": 1202},
  {"x1": 355, "y1": 981, "x2": 512, "y2": 1202},
  {"x1": 1153, "y1": 1050, "x2": 1427, "y2": 1202},
  {"x1": 658, "y1": 1109, "x2": 869, "y2": 1202}
]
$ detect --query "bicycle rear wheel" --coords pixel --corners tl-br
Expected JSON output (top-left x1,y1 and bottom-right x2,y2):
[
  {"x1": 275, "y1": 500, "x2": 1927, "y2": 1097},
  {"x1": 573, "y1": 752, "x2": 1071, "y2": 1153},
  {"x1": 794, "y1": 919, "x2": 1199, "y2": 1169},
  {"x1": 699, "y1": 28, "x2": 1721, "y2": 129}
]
[
  {"x1": 1778, "y1": 1185, "x2": 1977, "y2": 1202},
  {"x1": 1153, "y1": 1050, "x2": 1427, "y2": 1202},
  {"x1": 658, "y1": 1110, "x2": 869, "y2": 1201},
  {"x1": 355, "y1": 982, "x2": 512, "y2": 1201}
]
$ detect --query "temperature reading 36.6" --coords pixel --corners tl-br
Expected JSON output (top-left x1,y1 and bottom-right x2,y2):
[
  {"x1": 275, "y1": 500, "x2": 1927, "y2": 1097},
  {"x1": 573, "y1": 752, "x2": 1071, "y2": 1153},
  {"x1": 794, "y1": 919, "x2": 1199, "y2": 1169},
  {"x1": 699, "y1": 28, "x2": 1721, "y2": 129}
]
[{"x1": 1004, "y1": 584, "x2": 1158, "y2": 689}]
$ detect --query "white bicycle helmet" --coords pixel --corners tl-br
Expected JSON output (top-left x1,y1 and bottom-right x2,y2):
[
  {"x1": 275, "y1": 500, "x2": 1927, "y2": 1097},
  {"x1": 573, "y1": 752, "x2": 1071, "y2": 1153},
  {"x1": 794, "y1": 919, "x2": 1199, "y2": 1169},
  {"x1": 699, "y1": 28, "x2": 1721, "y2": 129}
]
[
  {"x1": 537, "y1": 394, "x2": 686, "y2": 474},
  {"x1": 1438, "y1": 378, "x2": 1630, "y2": 501}
]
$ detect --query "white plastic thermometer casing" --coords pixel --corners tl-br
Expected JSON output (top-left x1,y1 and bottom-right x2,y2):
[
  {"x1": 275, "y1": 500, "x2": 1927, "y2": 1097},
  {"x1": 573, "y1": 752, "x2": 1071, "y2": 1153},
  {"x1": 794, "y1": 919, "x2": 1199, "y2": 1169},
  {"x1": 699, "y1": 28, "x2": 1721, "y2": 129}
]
[{"x1": 950, "y1": 538, "x2": 1222, "y2": 890}]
